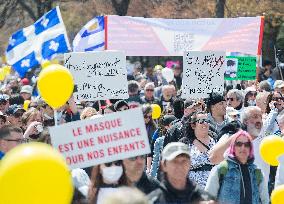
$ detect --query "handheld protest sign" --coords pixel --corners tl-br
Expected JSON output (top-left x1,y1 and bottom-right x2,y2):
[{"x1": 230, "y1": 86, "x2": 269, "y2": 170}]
[
  {"x1": 64, "y1": 51, "x2": 128, "y2": 102},
  {"x1": 0, "y1": 143, "x2": 73, "y2": 204},
  {"x1": 182, "y1": 51, "x2": 225, "y2": 99},
  {"x1": 37, "y1": 64, "x2": 74, "y2": 109},
  {"x1": 49, "y1": 108, "x2": 150, "y2": 169}
]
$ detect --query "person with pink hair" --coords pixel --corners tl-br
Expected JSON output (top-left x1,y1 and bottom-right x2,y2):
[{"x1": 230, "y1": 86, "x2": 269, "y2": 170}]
[{"x1": 205, "y1": 130, "x2": 269, "y2": 204}]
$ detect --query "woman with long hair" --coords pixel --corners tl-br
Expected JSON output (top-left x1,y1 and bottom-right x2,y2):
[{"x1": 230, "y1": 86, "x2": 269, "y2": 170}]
[{"x1": 88, "y1": 161, "x2": 128, "y2": 204}]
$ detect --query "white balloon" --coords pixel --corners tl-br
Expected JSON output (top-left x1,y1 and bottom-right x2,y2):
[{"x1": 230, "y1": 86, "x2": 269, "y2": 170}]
[{"x1": 161, "y1": 68, "x2": 174, "y2": 82}]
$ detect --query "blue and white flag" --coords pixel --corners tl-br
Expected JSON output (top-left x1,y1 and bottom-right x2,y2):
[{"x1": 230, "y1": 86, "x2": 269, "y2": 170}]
[
  {"x1": 6, "y1": 6, "x2": 70, "y2": 77},
  {"x1": 72, "y1": 16, "x2": 105, "y2": 52}
]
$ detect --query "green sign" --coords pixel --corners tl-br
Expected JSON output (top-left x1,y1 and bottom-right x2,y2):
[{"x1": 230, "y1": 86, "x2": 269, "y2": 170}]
[{"x1": 225, "y1": 56, "x2": 257, "y2": 80}]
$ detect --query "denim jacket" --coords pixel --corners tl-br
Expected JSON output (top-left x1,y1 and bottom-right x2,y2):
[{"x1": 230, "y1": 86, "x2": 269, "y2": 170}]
[{"x1": 205, "y1": 157, "x2": 269, "y2": 204}]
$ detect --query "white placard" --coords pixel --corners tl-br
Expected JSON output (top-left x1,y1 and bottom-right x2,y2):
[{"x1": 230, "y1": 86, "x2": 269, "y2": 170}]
[
  {"x1": 49, "y1": 108, "x2": 150, "y2": 169},
  {"x1": 64, "y1": 51, "x2": 128, "y2": 101},
  {"x1": 182, "y1": 51, "x2": 225, "y2": 99}
]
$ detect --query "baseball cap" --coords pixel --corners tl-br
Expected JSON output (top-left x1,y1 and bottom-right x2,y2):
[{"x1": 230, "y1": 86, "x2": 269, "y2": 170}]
[
  {"x1": 6, "y1": 104, "x2": 25, "y2": 115},
  {"x1": 162, "y1": 142, "x2": 190, "y2": 161},
  {"x1": 20, "y1": 85, "x2": 33, "y2": 94}
]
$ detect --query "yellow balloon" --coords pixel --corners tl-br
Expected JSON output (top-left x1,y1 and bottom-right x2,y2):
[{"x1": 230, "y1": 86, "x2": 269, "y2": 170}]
[
  {"x1": 3, "y1": 65, "x2": 11, "y2": 75},
  {"x1": 0, "y1": 143, "x2": 73, "y2": 204},
  {"x1": 0, "y1": 69, "x2": 5, "y2": 81},
  {"x1": 259, "y1": 136, "x2": 284, "y2": 166},
  {"x1": 23, "y1": 100, "x2": 31, "y2": 111},
  {"x1": 37, "y1": 64, "x2": 74, "y2": 109},
  {"x1": 151, "y1": 104, "x2": 162, "y2": 119},
  {"x1": 271, "y1": 185, "x2": 284, "y2": 204}
]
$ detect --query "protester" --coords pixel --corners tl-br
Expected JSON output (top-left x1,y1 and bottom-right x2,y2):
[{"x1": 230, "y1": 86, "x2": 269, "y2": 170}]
[
  {"x1": 147, "y1": 142, "x2": 214, "y2": 203},
  {"x1": 123, "y1": 155, "x2": 160, "y2": 194},
  {"x1": 183, "y1": 111, "x2": 215, "y2": 189},
  {"x1": 205, "y1": 130, "x2": 269, "y2": 204},
  {"x1": 226, "y1": 89, "x2": 244, "y2": 113},
  {"x1": 0, "y1": 94, "x2": 10, "y2": 113},
  {"x1": 141, "y1": 82, "x2": 160, "y2": 104},
  {"x1": 20, "y1": 85, "x2": 33, "y2": 100},
  {"x1": 158, "y1": 85, "x2": 174, "y2": 111},
  {"x1": 243, "y1": 87, "x2": 257, "y2": 107},
  {"x1": 88, "y1": 161, "x2": 128, "y2": 204},
  {"x1": 0, "y1": 125, "x2": 24, "y2": 159}
]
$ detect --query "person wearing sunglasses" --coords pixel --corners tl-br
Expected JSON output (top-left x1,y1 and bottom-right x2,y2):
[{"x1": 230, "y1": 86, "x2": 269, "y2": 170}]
[
  {"x1": 244, "y1": 87, "x2": 258, "y2": 107},
  {"x1": 123, "y1": 155, "x2": 160, "y2": 194},
  {"x1": 88, "y1": 160, "x2": 128, "y2": 204},
  {"x1": 0, "y1": 125, "x2": 24, "y2": 160},
  {"x1": 183, "y1": 111, "x2": 216, "y2": 189},
  {"x1": 6, "y1": 104, "x2": 25, "y2": 127},
  {"x1": 206, "y1": 130, "x2": 269, "y2": 204},
  {"x1": 226, "y1": 89, "x2": 244, "y2": 112},
  {"x1": 0, "y1": 94, "x2": 10, "y2": 113},
  {"x1": 141, "y1": 82, "x2": 160, "y2": 105}
]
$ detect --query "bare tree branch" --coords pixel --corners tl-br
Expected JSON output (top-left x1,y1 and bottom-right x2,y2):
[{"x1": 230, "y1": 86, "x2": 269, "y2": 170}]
[
  {"x1": 0, "y1": 0, "x2": 18, "y2": 28},
  {"x1": 17, "y1": 0, "x2": 37, "y2": 20}
]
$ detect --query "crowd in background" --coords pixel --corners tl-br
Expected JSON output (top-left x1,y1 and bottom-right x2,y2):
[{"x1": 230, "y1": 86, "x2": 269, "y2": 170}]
[{"x1": 0, "y1": 59, "x2": 284, "y2": 204}]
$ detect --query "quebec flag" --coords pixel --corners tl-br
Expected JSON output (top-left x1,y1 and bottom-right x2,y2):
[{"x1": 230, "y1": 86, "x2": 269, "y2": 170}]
[
  {"x1": 5, "y1": 6, "x2": 70, "y2": 77},
  {"x1": 72, "y1": 16, "x2": 105, "y2": 52}
]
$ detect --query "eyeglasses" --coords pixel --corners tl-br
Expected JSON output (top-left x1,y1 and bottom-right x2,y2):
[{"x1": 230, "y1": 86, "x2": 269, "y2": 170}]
[
  {"x1": 128, "y1": 155, "x2": 146, "y2": 161},
  {"x1": 104, "y1": 160, "x2": 122, "y2": 167},
  {"x1": 196, "y1": 118, "x2": 209, "y2": 124},
  {"x1": 235, "y1": 141, "x2": 251, "y2": 148},
  {"x1": 226, "y1": 98, "x2": 236, "y2": 102},
  {"x1": 3, "y1": 138, "x2": 29, "y2": 144},
  {"x1": 146, "y1": 89, "x2": 154, "y2": 92}
]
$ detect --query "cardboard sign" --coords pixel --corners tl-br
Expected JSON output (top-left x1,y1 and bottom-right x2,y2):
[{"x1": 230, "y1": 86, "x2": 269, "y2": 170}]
[
  {"x1": 225, "y1": 56, "x2": 257, "y2": 80},
  {"x1": 182, "y1": 51, "x2": 225, "y2": 99},
  {"x1": 64, "y1": 51, "x2": 128, "y2": 101},
  {"x1": 49, "y1": 108, "x2": 150, "y2": 169}
]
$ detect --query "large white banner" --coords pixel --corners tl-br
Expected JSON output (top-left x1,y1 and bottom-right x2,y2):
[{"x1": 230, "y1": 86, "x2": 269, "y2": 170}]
[
  {"x1": 182, "y1": 51, "x2": 225, "y2": 99},
  {"x1": 49, "y1": 108, "x2": 150, "y2": 169},
  {"x1": 64, "y1": 51, "x2": 128, "y2": 101},
  {"x1": 106, "y1": 16, "x2": 263, "y2": 56}
]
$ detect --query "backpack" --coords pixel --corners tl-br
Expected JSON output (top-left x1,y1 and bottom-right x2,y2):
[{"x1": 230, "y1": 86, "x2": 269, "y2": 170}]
[{"x1": 217, "y1": 160, "x2": 263, "y2": 192}]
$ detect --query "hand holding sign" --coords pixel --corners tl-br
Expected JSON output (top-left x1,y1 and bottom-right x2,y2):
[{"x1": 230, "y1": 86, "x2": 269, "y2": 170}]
[
  {"x1": 0, "y1": 143, "x2": 73, "y2": 204},
  {"x1": 37, "y1": 64, "x2": 74, "y2": 109}
]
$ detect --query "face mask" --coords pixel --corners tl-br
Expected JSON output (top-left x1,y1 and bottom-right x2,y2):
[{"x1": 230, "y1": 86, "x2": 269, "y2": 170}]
[
  {"x1": 247, "y1": 100, "x2": 256, "y2": 106},
  {"x1": 101, "y1": 166, "x2": 123, "y2": 184}
]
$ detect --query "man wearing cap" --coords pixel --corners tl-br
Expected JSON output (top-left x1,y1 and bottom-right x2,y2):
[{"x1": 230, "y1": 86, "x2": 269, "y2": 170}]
[
  {"x1": 0, "y1": 94, "x2": 10, "y2": 113},
  {"x1": 20, "y1": 85, "x2": 33, "y2": 100},
  {"x1": 147, "y1": 142, "x2": 214, "y2": 204},
  {"x1": 274, "y1": 80, "x2": 284, "y2": 95},
  {"x1": 6, "y1": 104, "x2": 25, "y2": 127},
  {"x1": 0, "y1": 125, "x2": 24, "y2": 160},
  {"x1": 207, "y1": 92, "x2": 228, "y2": 137}
]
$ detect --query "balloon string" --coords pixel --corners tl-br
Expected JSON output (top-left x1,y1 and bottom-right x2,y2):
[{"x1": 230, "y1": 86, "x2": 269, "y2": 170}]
[{"x1": 54, "y1": 110, "x2": 58, "y2": 126}]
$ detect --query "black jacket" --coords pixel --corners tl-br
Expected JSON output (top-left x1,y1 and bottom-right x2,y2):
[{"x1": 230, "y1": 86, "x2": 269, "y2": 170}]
[
  {"x1": 136, "y1": 172, "x2": 161, "y2": 194},
  {"x1": 147, "y1": 178, "x2": 213, "y2": 204}
]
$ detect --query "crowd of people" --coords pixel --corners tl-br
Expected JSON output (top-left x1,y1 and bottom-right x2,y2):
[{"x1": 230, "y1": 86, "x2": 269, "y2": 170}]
[{"x1": 0, "y1": 60, "x2": 284, "y2": 204}]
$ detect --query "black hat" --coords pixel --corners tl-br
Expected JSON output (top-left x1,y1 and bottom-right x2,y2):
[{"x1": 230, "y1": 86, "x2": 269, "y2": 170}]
[
  {"x1": 114, "y1": 100, "x2": 129, "y2": 111},
  {"x1": 206, "y1": 92, "x2": 225, "y2": 107},
  {"x1": 6, "y1": 104, "x2": 25, "y2": 115},
  {"x1": 184, "y1": 99, "x2": 200, "y2": 109},
  {"x1": 162, "y1": 115, "x2": 177, "y2": 126}
]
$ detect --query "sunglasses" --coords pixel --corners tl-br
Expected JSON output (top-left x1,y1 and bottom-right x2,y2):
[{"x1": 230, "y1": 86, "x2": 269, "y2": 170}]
[
  {"x1": 226, "y1": 98, "x2": 235, "y2": 102},
  {"x1": 146, "y1": 89, "x2": 154, "y2": 92},
  {"x1": 235, "y1": 141, "x2": 251, "y2": 148},
  {"x1": 3, "y1": 138, "x2": 29, "y2": 144},
  {"x1": 196, "y1": 118, "x2": 209, "y2": 124},
  {"x1": 272, "y1": 97, "x2": 284, "y2": 101},
  {"x1": 128, "y1": 155, "x2": 146, "y2": 161},
  {"x1": 0, "y1": 101, "x2": 7, "y2": 105},
  {"x1": 248, "y1": 92, "x2": 257, "y2": 97},
  {"x1": 104, "y1": 160, "x2": 122, "y2": 167}
]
